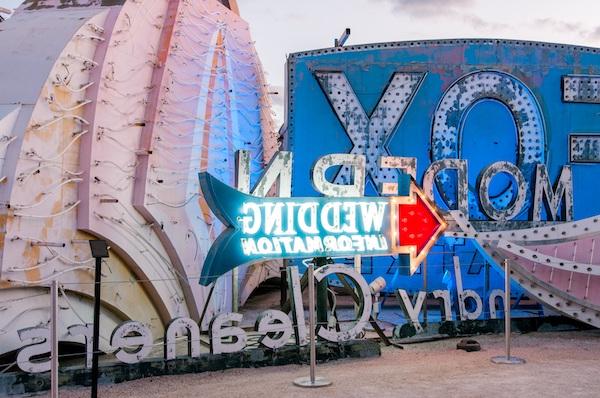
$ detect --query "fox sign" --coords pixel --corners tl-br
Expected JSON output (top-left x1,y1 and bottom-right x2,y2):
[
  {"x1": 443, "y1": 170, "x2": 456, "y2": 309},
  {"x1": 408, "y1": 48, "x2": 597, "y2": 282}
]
[{"x1": 198, "y1": 156, "x2": 446, "y2": 285}]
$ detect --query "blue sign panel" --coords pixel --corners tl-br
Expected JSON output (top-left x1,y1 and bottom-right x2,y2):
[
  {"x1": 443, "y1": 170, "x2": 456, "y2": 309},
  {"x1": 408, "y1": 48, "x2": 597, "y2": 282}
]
[{"x1": 284, "y1": 39, "x2": 600, "y2": 320}]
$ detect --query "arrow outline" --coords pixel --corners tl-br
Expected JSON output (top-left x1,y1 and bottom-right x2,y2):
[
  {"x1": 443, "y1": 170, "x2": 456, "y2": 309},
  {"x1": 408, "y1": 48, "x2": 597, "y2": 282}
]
[
  {"x1": 199, "y1": 172, "x2": 447, "y2": 284},
  {"x1": 389, "y1": 181, "x2": 448, "y2": 275}
]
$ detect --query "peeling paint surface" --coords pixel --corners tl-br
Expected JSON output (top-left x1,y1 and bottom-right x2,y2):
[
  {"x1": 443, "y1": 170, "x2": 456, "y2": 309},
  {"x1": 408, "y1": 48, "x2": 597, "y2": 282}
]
[
  {"x1": 286, "y1": 39, "x2": 600, "y2": 328},
  {"x1": 570, "y1": 134, "x2": 600, "y2": 162},
  {"x1": 563, "y1": 75, "x2": 600, "y2": 103},
  {"x1": 0, "y1": 0, "x2": 275, "y2": 360}
]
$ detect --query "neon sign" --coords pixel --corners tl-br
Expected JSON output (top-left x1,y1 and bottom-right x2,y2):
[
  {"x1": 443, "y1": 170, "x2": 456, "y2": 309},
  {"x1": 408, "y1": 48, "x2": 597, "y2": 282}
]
[
  {"x1": 288, "y1": 62, "x2": 578, "y2": 224},
  {"x1": 198, "y1": 164, "x2": 446, "y2": 285}
]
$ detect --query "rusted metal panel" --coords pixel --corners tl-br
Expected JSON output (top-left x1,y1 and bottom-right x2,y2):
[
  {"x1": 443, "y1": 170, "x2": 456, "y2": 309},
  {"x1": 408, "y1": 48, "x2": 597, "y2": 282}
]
[
  {"x1": 311, "y1": 153, "x2": 365, "y2": 197},
  {"x1": 563, "y1": 75, "x2": 600, "y2": 103},
  {"x1": 569, "y1": 134, "x2": 600, "y2": 163},
  {"x1": 314, "y1": 71, "x2": 424, "y2": 188},
  {"x1": 286, "y1": 39, "x2": 600, "y2": 328},
  {"x1": 0, "y1": 0, "x2": 272, "y2": 359}
]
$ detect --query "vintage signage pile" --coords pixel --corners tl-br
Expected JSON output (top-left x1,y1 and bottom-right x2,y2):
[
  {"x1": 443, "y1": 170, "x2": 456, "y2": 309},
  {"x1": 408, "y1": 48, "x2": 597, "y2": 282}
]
[
  {"x1": 16, "y1": 259, "x2": 510, "y2": 373},
  {"x1": 16, "y1": 264, "x2": 372, "y2": 373},
  {"x1": 199, "y1": 158, "x2": 446, "y2": 284},
  {"x1": 16, "y1": 151, "x2": 447, "y2": 373}
]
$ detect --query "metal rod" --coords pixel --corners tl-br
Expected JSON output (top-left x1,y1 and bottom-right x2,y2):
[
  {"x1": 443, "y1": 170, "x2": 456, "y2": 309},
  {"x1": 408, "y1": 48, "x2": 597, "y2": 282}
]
[
  {"x1": 50, "y1": 280, "x2": 59, "y2": 398},
  {"x1": 231, "y1": 268, "x2": 239, "y2": 313},
  {"x1": 31, "y1": 241, "x2": 65, "y2": 248},
  {"x1": 504, "y1": 258, "x2": 511, "y2": 359},
  {"x1": 354, "y1": 256, "x2": 361, "y2": 316},
  {"x1": 316, "y1": 257, "x2": 329, "y2": 327},
  {"x1": 485, "y1": 262, "x2": 490, "y2": 298},
  {"x1": 308, "y1": 260, "x2": 316, "y2": 383},
  {"x1": 423, "y1": 258, "x2": 428, "y2": 327},
  {"x1": 280, "y1": 266, "x2": 287, "y2": 308},
  {"x1": 91, "y1": 257, "x2": 102, "y2": 398},
  {"x1": 99, "y1": 198, "x2": 118, "y2": 203},
  {"x1": 198, "y1": 283, "x2": 215, "y2": 331},
  {"x1": 335, "y1": 28, "x2": 351, "y2": 47},
  {"x1": 491, "y1": 259, "x2": 525, "y2": 364}
]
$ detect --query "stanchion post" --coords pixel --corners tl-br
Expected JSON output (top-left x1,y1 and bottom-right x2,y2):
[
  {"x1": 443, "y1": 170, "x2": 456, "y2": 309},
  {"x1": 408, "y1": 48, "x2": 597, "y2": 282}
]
[
  {"x1": 491, "y1": 259, "x2": 525, "y2": 365},
  {"x1": 505, "y1": 258, "x2": 511, "y2": 358},
  {"x1": 309, "y1": 261, "x2": 316, "y2": 383},
  {"x1": 293, "y1": 258, "x2": 332, "y2": 388},
  {"x1": 89, "y1": 240, "x2": 110, "y2": 398},
  {"x1": 50, "y1": 279, "x2": 59, "y2": 398}
]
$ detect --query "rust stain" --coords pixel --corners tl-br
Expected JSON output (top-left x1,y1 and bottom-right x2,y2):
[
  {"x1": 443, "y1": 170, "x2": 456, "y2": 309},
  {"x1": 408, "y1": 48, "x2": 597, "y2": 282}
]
[
  {"x1": 39, "y1": 199, "x2": 63, "y2": 232},
  {"x1": 53, "y1": 85, "x2": 71, "y2": 107},
  {"x1": 0, "y1": 213, "x2": 7, "y2": 251},
  {"x1": 23, "y1": 245, "x2": 41, "y2": 282}
]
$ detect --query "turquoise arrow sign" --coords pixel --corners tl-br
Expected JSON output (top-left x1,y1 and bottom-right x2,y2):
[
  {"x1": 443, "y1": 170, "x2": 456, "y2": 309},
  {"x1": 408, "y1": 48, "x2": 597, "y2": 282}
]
[{"x1": 198, "y1": 172, "x2": 446, "y2": 285}]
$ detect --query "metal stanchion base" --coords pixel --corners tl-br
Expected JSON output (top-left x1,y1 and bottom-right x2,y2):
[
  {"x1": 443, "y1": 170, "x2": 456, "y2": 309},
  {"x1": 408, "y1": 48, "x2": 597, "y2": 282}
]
[
  {"x1": 293, "y1": 376, "x2": 332, "y2": 388},
  {"x1": 491, "y1": 355, "x2": 526, "y2": 365}
]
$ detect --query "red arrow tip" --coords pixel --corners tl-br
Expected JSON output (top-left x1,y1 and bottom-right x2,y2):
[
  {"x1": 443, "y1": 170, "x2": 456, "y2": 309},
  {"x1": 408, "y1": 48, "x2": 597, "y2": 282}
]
[{"x1": 398, "y1": 193, "x2": 443, "y2": 254}]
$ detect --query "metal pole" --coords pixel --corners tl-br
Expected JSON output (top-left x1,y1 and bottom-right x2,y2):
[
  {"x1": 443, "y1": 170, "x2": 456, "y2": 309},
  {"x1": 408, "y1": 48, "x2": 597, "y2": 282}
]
[
  {"x1": 485, "y1": 262, "x2": 490, "y2": 305},
  {"x1": 423, "y1": 259, "x2": 428, "y2": 327},
  {"x1": 198, "y1": 283, "x2": 216, "y2": 330},
  {"x1": 308, "y1": 261, "x2": 316, "y2": 383},
  {"x1": 50, "y1": 280, "x2": 59, "y2": 398},
  {"x1": 293, "y1": 259, "x2": 331, "y2": 388},
  {"x1": 354, "y1": 256, "x2": 361, "y2": 317},
  {"x1": 316, "y1": 257, "x2": 329, "y2": 328},
  {"x1": 280, "y1": 266, "x2": 287, "y2": 308},
  {"x1": 491, "y1": 259, "x2": 525, "y2": 364},
  {"x1": 504, "y1": 258, "x2": 511, "y2": 358},
  {"x1": 232, "y1": 268, "x2": 239, "y2": 313},
  {"x1": 91, "y1": 256, "x2": 102, "y2": 397}
]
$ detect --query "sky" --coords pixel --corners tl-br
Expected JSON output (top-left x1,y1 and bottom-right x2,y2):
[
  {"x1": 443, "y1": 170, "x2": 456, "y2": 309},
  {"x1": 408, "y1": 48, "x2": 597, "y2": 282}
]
[
  {"x1": 2, "y1": 0, "x2": 599, "y2": 123},
  {"x1": 239, "y1": 0, "x2": 600, "y2": 88},
  {"x1": 237, "y1": 0, "x2": 600, "y2": 123},
  {"x1": 0, "y1": 0, "x2": 21, "y2": 10}
]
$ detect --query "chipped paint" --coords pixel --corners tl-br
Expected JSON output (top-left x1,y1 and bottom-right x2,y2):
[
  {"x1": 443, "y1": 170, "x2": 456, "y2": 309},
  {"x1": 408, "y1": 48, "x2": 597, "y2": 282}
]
[
  {"x1": 315, "y1": 71, "x2": 424, "y2": 187},
  {"x1": 563, "y1": 75, "x2": 600, "y2": 103},
  {"x1": 0, "y1": 0, "x2": 274, "y2": 359}
]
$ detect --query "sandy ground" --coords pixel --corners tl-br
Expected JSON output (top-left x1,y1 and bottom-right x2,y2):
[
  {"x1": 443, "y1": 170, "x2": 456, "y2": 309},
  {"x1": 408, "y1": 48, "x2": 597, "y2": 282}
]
[{"x1": 39, "y1": 330, "x2": 600, "y2": 398}]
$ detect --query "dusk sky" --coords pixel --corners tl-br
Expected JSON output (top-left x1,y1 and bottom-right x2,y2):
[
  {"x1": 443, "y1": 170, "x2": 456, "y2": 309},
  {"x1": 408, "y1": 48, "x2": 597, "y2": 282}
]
[
  {"x1": 237, "y1": 0, "x2": 600, "y2": 123},
  {"x1": 239, "y1": 0, "x2": 600, "y2": 88},
  {"x1": 2, "y1": 0, "x2": 599, "y2": 123}
]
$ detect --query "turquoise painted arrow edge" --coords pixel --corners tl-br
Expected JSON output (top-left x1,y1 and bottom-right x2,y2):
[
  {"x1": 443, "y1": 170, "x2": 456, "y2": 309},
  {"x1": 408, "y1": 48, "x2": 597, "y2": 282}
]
[{"x1": 198, "y1": 172, "x2": 249, "y2": 286}]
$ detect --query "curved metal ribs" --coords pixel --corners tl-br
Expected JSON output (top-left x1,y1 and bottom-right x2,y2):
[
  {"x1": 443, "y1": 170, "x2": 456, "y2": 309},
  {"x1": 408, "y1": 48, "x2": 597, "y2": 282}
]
[{"x1": 450, "y1": 211, "x2": 600, "y2": 328}]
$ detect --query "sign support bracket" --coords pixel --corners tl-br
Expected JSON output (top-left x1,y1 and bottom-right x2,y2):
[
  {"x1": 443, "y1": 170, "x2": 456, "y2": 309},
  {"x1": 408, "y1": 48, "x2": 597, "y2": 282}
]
[{"x1": 337, "y1": 273, "x2": 402, "y2": 349}]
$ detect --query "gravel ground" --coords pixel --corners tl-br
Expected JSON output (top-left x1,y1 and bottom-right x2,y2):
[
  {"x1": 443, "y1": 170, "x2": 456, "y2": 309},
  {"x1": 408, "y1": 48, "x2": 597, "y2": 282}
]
[{"x1": 40, "y1": 330, "x2": 600, "y2": 398}]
